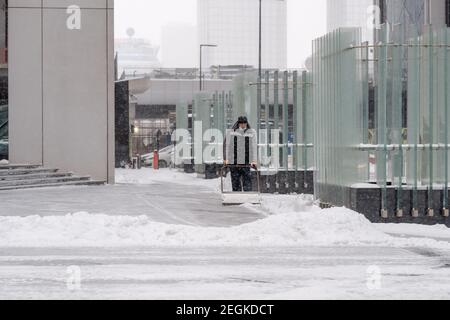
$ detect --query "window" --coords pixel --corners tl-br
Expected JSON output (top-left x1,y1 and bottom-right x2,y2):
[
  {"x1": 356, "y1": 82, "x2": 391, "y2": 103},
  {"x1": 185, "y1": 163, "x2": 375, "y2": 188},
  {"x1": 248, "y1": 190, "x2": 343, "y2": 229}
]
[
  {"x1": 0, "y1": 0, "x2": 8, "y2": 153},
  {"x1": 446, "y1": 0, "x2": 450, "y2": 27}
]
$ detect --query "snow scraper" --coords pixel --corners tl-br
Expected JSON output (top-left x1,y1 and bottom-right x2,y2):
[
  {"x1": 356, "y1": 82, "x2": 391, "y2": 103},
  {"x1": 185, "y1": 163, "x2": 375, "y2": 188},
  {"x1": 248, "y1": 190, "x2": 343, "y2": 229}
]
[{"x1": 221, "y1": 165, "x2": 261, "y2": 206}]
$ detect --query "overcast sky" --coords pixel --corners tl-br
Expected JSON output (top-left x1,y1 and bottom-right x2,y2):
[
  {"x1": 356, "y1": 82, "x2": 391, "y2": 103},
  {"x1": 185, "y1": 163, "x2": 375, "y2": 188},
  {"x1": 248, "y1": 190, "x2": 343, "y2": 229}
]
[{"x1": 115, "y1": 0, "x2": 327, "y2": 68}]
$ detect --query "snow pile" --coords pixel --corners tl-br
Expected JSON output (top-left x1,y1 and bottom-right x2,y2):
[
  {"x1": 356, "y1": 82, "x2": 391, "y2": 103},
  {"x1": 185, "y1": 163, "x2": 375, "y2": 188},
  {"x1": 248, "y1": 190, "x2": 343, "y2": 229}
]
[
  {"x1": 0, "y1": 210, "x2": 383, "y2": 248},
  {"x1": 116, "y1": 168, "x2": 220, "y2": 191},
  {"x1": 1, "y1": 194, "x2": 449, "y2": 249},
  {"x1": 0, "y1": 159, "x2": 8, "y2": 165}
]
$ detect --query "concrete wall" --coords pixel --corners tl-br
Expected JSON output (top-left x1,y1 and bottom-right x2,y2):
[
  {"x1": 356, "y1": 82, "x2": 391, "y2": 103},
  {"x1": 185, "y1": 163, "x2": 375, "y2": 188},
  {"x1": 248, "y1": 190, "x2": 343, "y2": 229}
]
[{"x1": 8, "y1": 0, "x2": 115, "y2": 183}]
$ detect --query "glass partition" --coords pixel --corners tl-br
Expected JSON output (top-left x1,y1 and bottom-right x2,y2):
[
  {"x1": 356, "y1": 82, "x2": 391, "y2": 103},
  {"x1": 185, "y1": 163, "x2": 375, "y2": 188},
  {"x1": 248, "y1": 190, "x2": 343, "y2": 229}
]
[
  {"x1": 0, "y1": 0, "x2": 8, "y2": 160},
  {"x1": 313, "y1": 24, "x2": 450, "y2": 216},
  {"x1": 312, "y1": 28, "x2": 367, "y2": 206}
]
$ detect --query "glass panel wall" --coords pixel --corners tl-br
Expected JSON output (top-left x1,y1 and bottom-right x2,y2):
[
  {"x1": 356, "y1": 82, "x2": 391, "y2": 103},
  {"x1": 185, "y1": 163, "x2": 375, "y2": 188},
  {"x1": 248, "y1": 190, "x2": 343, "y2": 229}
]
[
  {"x1": 313, "y1": 24, "x2": 450, "y2": 217},
  {"x1": 312, "y1": 28, "x2": 368, "y2": 206},
  {"x1": 0, "y1": 0, "x2": 8, "y2": 161}
]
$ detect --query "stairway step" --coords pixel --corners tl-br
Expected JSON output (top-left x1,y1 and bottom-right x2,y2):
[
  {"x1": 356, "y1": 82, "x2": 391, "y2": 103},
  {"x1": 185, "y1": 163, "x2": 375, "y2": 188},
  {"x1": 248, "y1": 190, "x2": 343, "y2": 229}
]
[
  {"x1": 0, "y1": 180, "x2": 106, "y2": 191},
  {"x1": 0, "y1": 168, "x2": 59, "y2": 177},
  {"x1": 0, "y1": 164, "x2": 41, "y2": 170},
  {"x1": 0, "y1": 164, "x2": 105, "y2": 191},
  {"x1": 0, "y1": 175, "x2": 91, "y2": 187},
  {"x1": 0, "y1": 172, "x2": 73, "y2": 182}
]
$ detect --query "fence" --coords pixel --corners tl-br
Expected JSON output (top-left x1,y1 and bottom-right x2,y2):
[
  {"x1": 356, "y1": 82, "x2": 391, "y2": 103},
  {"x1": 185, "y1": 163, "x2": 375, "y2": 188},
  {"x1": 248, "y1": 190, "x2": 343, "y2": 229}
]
[{"x1": 313, "y1": 25, "x2": 450, "y2": 221}]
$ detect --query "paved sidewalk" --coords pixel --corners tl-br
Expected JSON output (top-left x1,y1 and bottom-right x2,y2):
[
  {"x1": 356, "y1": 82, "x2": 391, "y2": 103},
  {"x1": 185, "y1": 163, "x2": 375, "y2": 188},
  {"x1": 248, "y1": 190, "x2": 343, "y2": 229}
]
[{"x1": 0, "y1": 180, "x2": 264, "y2": 227}]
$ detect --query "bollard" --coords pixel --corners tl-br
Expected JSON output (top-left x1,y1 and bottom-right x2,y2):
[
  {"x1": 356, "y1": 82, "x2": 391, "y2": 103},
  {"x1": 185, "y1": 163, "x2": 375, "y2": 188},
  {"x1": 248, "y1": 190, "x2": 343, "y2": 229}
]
[
  {"x1": 137, "y1": 154, "x2": 142, "y2": 170},
  {"x1": 153, "y1": 150, "x2": 159, "y2": 170}
]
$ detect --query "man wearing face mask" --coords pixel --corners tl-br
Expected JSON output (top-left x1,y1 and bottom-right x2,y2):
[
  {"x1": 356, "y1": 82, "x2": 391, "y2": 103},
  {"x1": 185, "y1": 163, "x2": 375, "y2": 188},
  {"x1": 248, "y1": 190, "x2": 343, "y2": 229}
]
[{"x1": 224, "y1": 116, "x2": 258, "y2": 192}]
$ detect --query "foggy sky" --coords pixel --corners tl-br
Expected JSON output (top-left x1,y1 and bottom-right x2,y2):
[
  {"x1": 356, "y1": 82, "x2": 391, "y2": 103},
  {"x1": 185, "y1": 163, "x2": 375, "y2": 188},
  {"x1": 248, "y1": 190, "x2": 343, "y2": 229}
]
[{"x1": 115, "y1": 0, "x2": 327, "y2": 68}]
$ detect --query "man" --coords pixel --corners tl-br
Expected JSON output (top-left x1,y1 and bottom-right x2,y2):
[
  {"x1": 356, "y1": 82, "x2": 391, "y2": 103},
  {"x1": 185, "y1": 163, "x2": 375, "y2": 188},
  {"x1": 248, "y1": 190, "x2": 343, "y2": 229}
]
[{"x1": 224, "y1": 116, "x2": 258, "y2": 192}]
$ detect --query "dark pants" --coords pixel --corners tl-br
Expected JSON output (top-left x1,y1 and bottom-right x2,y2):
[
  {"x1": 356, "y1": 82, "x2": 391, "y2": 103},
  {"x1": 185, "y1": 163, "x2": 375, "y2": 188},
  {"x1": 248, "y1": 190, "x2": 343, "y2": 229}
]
[{"x1": 230, "y1": 167, "x2": 253, "y2": 192}]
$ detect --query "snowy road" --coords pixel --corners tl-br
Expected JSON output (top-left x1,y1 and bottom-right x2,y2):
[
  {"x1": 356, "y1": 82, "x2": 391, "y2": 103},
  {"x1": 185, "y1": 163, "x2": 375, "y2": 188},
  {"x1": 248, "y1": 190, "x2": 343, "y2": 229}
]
[
  {"x1": 0, "y1": 169, "x2": 450, "y2": 299},
  {"x1": 0, "y1": 246, "x2": 449, "y2": 299}
]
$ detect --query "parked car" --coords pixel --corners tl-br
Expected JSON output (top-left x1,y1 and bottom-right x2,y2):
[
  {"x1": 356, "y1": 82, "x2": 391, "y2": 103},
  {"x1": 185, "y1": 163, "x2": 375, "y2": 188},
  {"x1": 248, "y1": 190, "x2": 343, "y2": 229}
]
[
  {"x1": 0, "y1": 139, "x2": 8, "y2": 160},
  {"x1": 141, "y1": 145, "x2": 175, "y2": 168}
]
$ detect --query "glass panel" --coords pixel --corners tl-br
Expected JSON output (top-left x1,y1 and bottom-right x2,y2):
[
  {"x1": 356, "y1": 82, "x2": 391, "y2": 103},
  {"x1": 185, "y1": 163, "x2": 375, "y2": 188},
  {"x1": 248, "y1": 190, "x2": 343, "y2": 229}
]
[
  {"x1": 312, "y1": 27, "x2": 366, "y2": 206},
  {"x1": 0, "y1": 0, "x2": 8, "y2": 161},
  {"x1": 283, "y1": 71, "x2": 289, "y2": 171},
  {"x1": 193, "y1": 92, "x2": 213, "y2": 164}
]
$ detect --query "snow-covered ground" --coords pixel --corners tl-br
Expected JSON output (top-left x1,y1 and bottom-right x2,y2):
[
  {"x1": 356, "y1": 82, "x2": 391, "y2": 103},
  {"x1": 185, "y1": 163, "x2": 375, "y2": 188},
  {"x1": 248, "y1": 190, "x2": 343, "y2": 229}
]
[
  {"x1": 0, "y1": 168, "x2": 450, "y2": 299},
  {"x1": 1, "y1": 194, "x2": 450, "y2": 250},
  {"x1": 116, "y1": 168, "x2": 219, "y2": 191},
  {"x1": 1, "y1": 168, "x2": 449, "y2": 249}
]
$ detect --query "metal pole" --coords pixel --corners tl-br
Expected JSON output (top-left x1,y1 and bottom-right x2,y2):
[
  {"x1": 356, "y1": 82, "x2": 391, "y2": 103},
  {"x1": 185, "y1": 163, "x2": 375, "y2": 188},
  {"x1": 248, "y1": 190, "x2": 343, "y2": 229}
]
[
  {"x1": 200, "y1": 45, "x2": 202, "y2": 91},
  {"x1": 259, "y1": 0, "x2": 262, "y2": 79},
  {"x1": 257, "y1": 0, "x2": 262, "y2": 143}
]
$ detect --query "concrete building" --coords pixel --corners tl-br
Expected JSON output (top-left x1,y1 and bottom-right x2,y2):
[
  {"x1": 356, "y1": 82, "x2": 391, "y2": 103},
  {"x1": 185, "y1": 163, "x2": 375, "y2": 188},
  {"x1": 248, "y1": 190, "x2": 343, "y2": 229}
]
[
  {"x1": 115, "y1": 76, "x2": 233, "y2": 162},
  {"x1": 161, "y1": 23, "x2": 198, "y2": 68},
  {"x1": 327, "y1": 0, "x2": 375, "y2": 42},
  {"x1": 0, "y1": 0, "x2": 7, "y2": 147},
  {"x1": 197, "y1": 0, "x2": 287, "y2": 69},
  {"x1": 376, "y1": 0, "x2": 449, "y2": 37},
  {"x1": 8, "y1": 0, "x2": 115, "y2": 183}
]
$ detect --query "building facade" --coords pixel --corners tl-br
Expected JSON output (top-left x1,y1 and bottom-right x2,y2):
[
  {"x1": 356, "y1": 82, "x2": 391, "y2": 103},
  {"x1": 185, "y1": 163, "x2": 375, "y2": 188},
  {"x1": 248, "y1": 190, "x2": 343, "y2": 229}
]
[
  {"x1": 197, "y1": 0, "x2": 287, "y2": 69},
  {"x1": 0, "y1": 0, "x2": 7, "y2": 160},
  {"x1": 328, "y1": 0, "x2": 450, "y2": 43},
  {"x1": 327, "y1": 0, "x2": 375, "y2": 42},
  {"x1": 115, "y1": 76, "x2": 233, "y2": 164},
  {"x1": 8, "y1": 0, "x2": 115, "y2": 183},
  {"x1": 377, "y1": 0, "x2": 449, "y2": 38}
]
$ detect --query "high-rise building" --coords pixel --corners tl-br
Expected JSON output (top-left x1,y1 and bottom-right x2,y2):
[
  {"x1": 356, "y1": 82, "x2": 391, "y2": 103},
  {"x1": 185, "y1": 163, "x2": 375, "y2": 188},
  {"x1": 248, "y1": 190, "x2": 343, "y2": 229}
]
[
  {"x1": 328, "y1": 1, "x2": 450, "y2": 42},
  {"x1": 326, "y1": 0, "x2": 375, "y2": 42},
  {"x1": 377, "y1": 0, "x2": 450, "y2": 37},
  {"x1": 0, "y1": 0, "x2": 7, "y2": 161},
  {"x1": 197, "y1": 0, "x2": 287, "y2": 69}
]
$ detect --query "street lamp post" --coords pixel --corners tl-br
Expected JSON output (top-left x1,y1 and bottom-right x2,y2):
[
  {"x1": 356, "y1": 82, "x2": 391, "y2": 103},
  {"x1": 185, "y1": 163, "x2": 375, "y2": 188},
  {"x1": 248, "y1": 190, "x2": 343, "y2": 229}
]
[
  {"x1": 257, "y1": 0, "x2": 262, "y2": 137},
  {"x1": 257, "y1": 0, "x2": 283, "y2": 135},
  {"x1": 199, "y1": 44, "x2": 218, "y2": 91},
  {"x1": 258, "y1": 0, "x2": 262, "y2": 80}
]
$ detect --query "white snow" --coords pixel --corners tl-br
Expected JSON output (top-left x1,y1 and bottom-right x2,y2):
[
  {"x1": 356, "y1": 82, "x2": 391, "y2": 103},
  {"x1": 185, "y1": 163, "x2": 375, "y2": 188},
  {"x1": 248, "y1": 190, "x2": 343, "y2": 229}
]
[
  {"x1": 116, "y1": 168, "x2": 220, "y2": 191},
  {"x1": 0, "y1": 192, "x2": 449, "y2": 249},
  {"x1": 2, "y1": 169, "x2": 450, "y2": 300},
  {"x1": 0, "y1": 159, "x2": 8, "y2": 165},
  {"x1": 0, "y1": 169, "x2": 448, "y2": 250},
  {"x1": 375, "y1": 223, "x2": 450, "y2": 241}
]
